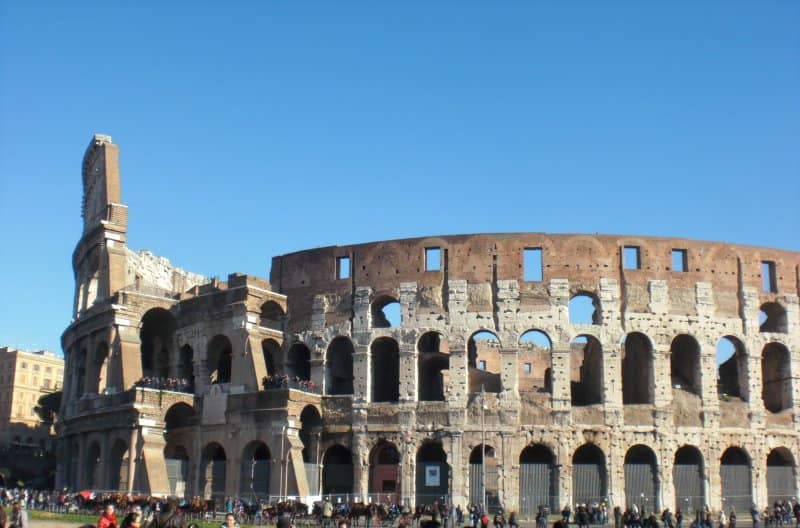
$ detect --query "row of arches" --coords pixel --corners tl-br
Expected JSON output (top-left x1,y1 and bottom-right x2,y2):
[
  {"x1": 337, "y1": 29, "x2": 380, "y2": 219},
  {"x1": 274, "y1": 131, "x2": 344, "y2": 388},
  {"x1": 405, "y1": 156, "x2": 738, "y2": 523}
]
[{"x1": 317, "y1": 331, "x2": 793, "y2": 413}]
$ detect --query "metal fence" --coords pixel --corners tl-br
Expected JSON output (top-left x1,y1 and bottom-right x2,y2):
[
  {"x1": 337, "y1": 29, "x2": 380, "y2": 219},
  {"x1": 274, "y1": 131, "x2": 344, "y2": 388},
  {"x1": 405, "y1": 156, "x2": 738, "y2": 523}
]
[
  {"x1": 573, "y1": 463, "x2": 605, "y2": 505},
  {"x1": 519, "y1": 463, "x2": 558, "y2": 515}
]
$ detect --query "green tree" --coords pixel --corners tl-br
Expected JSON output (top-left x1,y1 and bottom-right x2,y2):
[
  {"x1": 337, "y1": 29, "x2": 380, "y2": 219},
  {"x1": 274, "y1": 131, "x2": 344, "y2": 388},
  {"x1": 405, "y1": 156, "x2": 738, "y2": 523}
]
[{"x1": 34, "y1": 391, "x2": 62, "y2": 425}]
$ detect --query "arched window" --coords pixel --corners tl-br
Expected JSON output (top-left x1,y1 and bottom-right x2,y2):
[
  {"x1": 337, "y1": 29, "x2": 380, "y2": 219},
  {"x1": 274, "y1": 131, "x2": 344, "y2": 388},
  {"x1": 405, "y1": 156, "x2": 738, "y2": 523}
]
[
  {"x1": 140, "y1": 308, "x2": 176, "y2": 379},
  {"x1": 418, "y1": 332, "x2": 450, "y2": 401},
  {"x1": 416, "y1": 442, "x2": 449, "y2": 506},
  {"x1": 326, "y1": 337, "x2": 354, "y2": 395},
  {"x1": 571, "y1": 335, "x2": 603, "y2": 406},
  {"x1": 288, "y1": 343, "x2": 311, "y2": 381},
  {"x1": 372, "y1": 295, "x2": 401, "y2": 328},
  {"x1": 260, "y1": 301, "x2": 286, "y2": 331},
  {"x1": 262, "y1": 339, "x2": 281, "y2": 379},
  {"x1": 674, "y1": 446, "x2": 705, "y2": 510},
  {"x1": 569, "y1": 293, "x2": 601, "y2": 325},
  {"x1": 371, "y1": 338, "x2": 400, "y2": 402},
  {"x1": 716, "y1": 336, "x2": 748, "y2": 401},
  {"x1": 670, "y1": 335, "x2": 701, "y2": 396},
  {"x1": 240, "y1": 442, "x2": 271, "y2": 499},
  {"x1": 720, "y1": 447, "x2": 752, "y2": 513},
  {"x1": 207, "y1": 335, "x2": 233, "y2": 384},
  {"x1": 369, "y1": 442, "x2": 401, "y2": 499},
  {"x1": 468, "y1": 331, "x2": 502, "y2": 394},
  {"x1": 762, "y1": 342, "x2": 792, "y2": 413},
  {"x1": 759, "y1": 302, "x2": 788, "y2": 333},
  {"x1": 766, "y1": 448, "x2": 797, "y2": 504},
  {"x1": 519, "y1": 330, "x2": 552, "y2": 393},
  {"x1": 624, "y1": 445, "x2": 659, "y2": 511},
  {"x1": 322, "y1": 445, "x2": 353, "y2": 495},
  {"x1": 572, "y1": 444, "x2": 606, "y2": 504},
  {"x1": 519, "y1": 444, "x2": 558, "y2": 514},
  {"x1": 622, "y1": 332, "x2": 654, "y2": 404},
  {"x1": 201, "y1": 443, "x2": 227, "y2": 501}
]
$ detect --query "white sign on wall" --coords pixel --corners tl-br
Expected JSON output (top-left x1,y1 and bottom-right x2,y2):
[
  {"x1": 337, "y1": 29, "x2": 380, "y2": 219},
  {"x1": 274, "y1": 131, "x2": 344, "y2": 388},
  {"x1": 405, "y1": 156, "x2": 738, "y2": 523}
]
[{"x1": 425, "y1": 465, "x2": 440, "y2": 487}]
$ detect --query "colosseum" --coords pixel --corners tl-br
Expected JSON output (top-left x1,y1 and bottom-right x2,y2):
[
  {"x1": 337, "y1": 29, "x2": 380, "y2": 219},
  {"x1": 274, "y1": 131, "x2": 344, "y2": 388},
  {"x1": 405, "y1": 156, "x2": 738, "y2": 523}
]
[{"x1": 57, "y1": 134, "x2": 799, "y2": 515}]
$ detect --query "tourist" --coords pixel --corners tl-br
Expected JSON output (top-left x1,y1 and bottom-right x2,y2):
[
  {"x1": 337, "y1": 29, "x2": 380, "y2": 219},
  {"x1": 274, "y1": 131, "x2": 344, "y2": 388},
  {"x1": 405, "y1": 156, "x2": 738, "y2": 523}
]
[
  {"x1": 97, "y1": 503, "x2": 117, "y2": 528},
  {"x1": 222, "y1": 513, "x2": 239, "y2": 528}
]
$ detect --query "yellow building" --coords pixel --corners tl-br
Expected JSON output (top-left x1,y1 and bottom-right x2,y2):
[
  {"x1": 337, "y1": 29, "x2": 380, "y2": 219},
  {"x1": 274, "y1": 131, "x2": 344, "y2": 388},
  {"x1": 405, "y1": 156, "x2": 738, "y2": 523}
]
[{"x1": 0, "y1": 346, "x2": 64, "y2": 450}]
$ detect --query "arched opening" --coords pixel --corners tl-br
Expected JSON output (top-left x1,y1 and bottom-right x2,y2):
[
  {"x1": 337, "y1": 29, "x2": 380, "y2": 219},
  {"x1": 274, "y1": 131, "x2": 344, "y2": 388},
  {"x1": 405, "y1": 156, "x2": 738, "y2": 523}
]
[
  {"x1": 372, "y1": 295, "x2": 401, "y2": 328},
  {"x1": 762, "y1": 342, "x2": 792, "y2": 413},
  {"x1": 326, "y1": 337, "x2": 354, "y2": 395},
  {"x1": 85, "y1": 441, "x2": 101, "y2": 489},
  {"x1": 468, "y1": 331, "x2": 502, "y2": 394},
  {"x1": 260, "y1": 300, "x2": 286, "y2": 331},
  {"x1": 622, "y1": 332, "x2": 654, "y2": 404},
  {"x1": 201, "y1": 443, "x2": 227, "y2": 501},
  {"x1": 759, "y1": 303, "x2": 788, "y2": 333},
  {"x1": 519, "y1": 444, "x2": 558, "y2": 515},
  {"x1": 716, "y1": 337, "x2": 748, "y2": 401},
  {"x1": 262, "y1": 339, "x2": 282, "y2": 379},
  {"x1": 322, "y1": 445, "x2": 354, "y2": 495},
  {"x1": 569, "y1": 293, "x2": 601, "y2": 325},
  {"x1": 108, "y1": 440, "x2": 129, "y2": 492},
  {"x1": 369, "y1": 442, "x2": 401, "y2": 501},
  {"x1": 240, "y1": 442, "x2": 271, "y2": 501},
  {"x1": 624, "y1": 445, "x2": 659, "y2": 513},
  {"x1": 519, "y1": 330, "x2": 553, "y2": 393},
  {"x1": 371, "y1": 338, "x2": 400, "y2": 402},
  {"x1": 571, "y1": 335, "x2": 603, "y2": 406},
  {"x1": 673, "y1": 446, "x2": 705, "y2": 511},
  {"x1": 671, "y1": 335, "x2": 701, "y2": 396},
  {"x1": 766, "y1": 448, "x2": 797, "y2": 504},
  {"x1": 720, "y1": 447, "x2": 752, "y2": 514},
  {"x1": 75, "y1": 348, "x2": 87, "y2": 397},
  {"x1": 164, "y1": 444, "x2": 190, "y2": 498},
  {"x1": 572, "y1": 444, "x2": 607, "y2": 505},
  {"x1": 469, "y1": 445, "x2": 499, "y2": 510},
  {"x1": 207, "y1": 335, "x2": 233, "y2": 384},
  {"x1": 87, "y1": 342, "x2": 111, "y2": 394},
  {"x1": 179, "y1": 345, "x2": 194, "y2": 389},
  {"x1": 140, "y1": 308, "x2": 176, "y2": 379},
  {"x1": 300, "y1": 405, "x2": 323, "y2": 463},
  {"x1": 418, "y1": 332, "x2": 450, "y2": 401},
  {"x1": 416, "y1": 442, "x2": 449, "y2": 506},
  {"x1": 164, "y1": 402, "x2": 197, "y2": 432},
  {"x1": 288, "y1": 343, "x2": 311, "y2": 381}
]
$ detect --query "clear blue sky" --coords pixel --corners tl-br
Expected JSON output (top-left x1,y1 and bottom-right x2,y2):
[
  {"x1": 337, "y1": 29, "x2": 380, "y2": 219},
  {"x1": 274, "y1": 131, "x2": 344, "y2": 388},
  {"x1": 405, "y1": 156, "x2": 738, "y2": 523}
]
[{"x1": 1, "y1": 1, "x2": 798, "y2": 355}]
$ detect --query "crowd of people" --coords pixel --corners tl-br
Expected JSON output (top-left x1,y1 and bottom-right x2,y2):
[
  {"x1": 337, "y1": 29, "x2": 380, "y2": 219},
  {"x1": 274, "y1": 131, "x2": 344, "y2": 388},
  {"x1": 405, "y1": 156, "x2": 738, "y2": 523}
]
[
  {"x1": 1, "y1": 487, "x2": 799, "y2": 528},
  {"x1": 262, "y1": 375, "x2": 318, "y2": 393},
  {"x1": 134, "y1": 377, "x2": 194, "y2": 393}
]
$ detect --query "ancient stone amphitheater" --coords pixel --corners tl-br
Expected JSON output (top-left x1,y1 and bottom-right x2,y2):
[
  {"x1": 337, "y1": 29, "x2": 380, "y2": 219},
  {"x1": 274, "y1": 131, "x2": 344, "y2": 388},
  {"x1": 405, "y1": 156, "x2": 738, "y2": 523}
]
[{"x1": 58, "y1": 135, "x2": 799, "y2": 515}]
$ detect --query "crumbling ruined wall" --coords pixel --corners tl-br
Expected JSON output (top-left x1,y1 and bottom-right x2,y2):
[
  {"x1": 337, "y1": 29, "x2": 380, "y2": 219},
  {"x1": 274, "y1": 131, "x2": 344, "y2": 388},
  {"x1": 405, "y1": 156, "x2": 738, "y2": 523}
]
[
  {"x1": 125, "y1": 249, "x2": 207, "y2": 294},
  {"x1": 272, "y1": 233, "x2": 800, "y2": 512}
]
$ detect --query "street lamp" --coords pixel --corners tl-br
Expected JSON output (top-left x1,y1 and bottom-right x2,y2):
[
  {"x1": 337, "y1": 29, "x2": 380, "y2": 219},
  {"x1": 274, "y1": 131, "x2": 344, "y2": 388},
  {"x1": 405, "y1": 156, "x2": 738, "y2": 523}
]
[{"x1": 480, "y1": 386, "x2": 488, "y2": 513}]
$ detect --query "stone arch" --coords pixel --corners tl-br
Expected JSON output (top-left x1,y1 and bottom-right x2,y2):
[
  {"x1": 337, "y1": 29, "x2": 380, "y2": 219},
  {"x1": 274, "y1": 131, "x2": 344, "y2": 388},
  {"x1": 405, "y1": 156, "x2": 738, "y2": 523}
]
[
  {"x1": 262, "y1": 338, "x2": 282, "y2": 379},
  {"x1": 716, "y1": 336, "x2": 748, "y2": 401},
  {"x1": 300, "y1": 405, "x2": 323, "y2": 463},
  {"x1": 86, "y1": 341, "x2": 111, "y2": 394},
  {"x1": 418, "y1": 331, "x2": 450, "y2": 401},
  {"x1": 164, "y1": 402, "x2": 197, "y2": 432},
  {"x1": 622, "y1": 332, "x2": 654, "y2": 404},
  {"x1": 201, "y1": 442, "x2": 227, "y2": 501},
  {"x1": 178, "y1": 344, "x2": 194, "y2": 388},
  {"x1": 260, "y1": 300, "x2": 286, "y2": 331},
  {"x1": 108, "y1": 439, "x2": 129, "y2": 492},
  {"x1": 759, "y1": 302, "x2": 788, "y2": 333},
  {"x1": 371, "y1": 337, "x2": 400, "y2": 402},
  {"x1": 85, "y1": 441, "x2": 102, "y2": 489},
  {"x1": 671, "y1": 334, "x2": 701, "y2": 396},
  {"x1": 673, "y1": 445, "x2": 705, "y2": 511},
  {"x1": 372, "y1": 295, "x2": 401, "y2": 328},
  {"x1": 164, "y1": 443, "x2": 190, "y2": 498},
  {"x1": 369, "y1": 441, "x2": 401, "y2": 500},
  {"x1": 519, "y1": 444, "x2": 558, "y2": 514},
  {"x1": 288, "y1": 342, "x2": 311, "y2": 381},
  {"x1": 762, "y1": 342, "x2": 792, "y2": 413},
  {"x1": 569, "y1": 292, "x2": 601, "y2": 325},
  {"x1": 140, "y1": 308, "x2": 176, "y2": 379},
  {"x1": 468, "y1": 330, "x2": 502, "y2": 394},
  {"x1": 416, "y1": 441, "x2": 449, "y2": 506},
  {"x1": 469, "y1": 444, "x2": 498, "y2": 509},
  {"x1": 240, "y1": 441, "x2": 272, "y2": 500},
  {"x1": 327, "y1": 337, "x2": 354, "y2": 395},
  {"x1": 572, "y1": 443, "x2": 607, "y2": 505},
  {"x1": 720, "y1": 447, "x2": 752, "y2": 513},
  {"x1": 571, "y1": 335, "x2": 603, "y2": 406},
  {"x1": 519, "y1": 330, "x2": 553, "y2": 393},
  {"x1": 207, "y1": 334, "x2": 233, "y2": 384},
  {"x1": 322, "y1": 444, "x2": 354, "y2": 495},
  {"x1": 766, "y1": 447, "x2": 797, "y2": 504},
  {"x1": 624, "y1": 445, "x2": 659, "y2": 512}
]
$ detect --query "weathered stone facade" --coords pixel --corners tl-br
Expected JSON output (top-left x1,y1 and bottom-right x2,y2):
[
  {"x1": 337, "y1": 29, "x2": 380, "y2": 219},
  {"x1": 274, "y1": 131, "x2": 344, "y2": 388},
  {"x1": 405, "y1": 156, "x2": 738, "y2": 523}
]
[{"x1": 58, "y1": 135, "x2": 799, "y2": 515}]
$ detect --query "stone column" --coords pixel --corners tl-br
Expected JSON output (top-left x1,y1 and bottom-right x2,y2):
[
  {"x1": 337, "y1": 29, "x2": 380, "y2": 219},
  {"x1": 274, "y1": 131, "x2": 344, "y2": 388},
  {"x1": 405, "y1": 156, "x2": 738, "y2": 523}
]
[
  {"x1": 399, "y1": 343, "x2": 417, "y2": 403},
  {"x1": 550, "y1": 344, "x2": 571, "y2": 423},
  {"x1": 705, "y1": 445, "x2": 720, "y2": 512},
  {"x1": 449, "y1": 433, "x2": 466, "y2": 507},
  {"x1": 603, "y1": 341, "x2": 623, "y2": 427}
]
